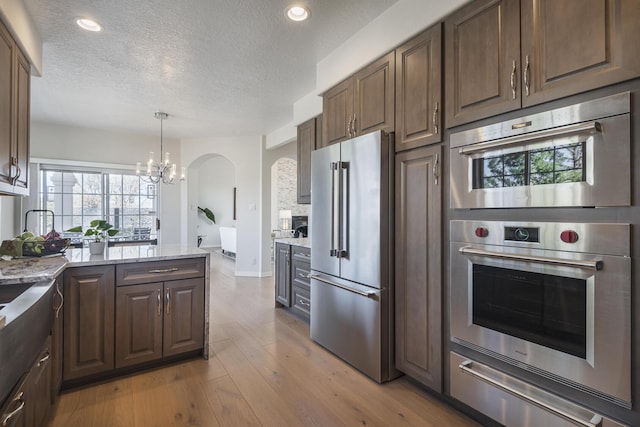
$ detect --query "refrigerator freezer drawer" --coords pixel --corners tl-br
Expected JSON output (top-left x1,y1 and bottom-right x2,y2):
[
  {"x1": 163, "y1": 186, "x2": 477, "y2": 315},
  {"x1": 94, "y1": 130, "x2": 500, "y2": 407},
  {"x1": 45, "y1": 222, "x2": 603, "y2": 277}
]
[
  {"x1": 310, "y1": 274, "x2": 387, "y2": 383},
  {"x1": 450, "y1": 352, "x2": 627, "y2": 427}
]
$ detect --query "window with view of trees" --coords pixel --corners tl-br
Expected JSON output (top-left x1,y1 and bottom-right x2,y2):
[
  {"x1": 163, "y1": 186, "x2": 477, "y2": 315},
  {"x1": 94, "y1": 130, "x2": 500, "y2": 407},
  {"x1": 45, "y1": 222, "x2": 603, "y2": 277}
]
[
  {"x1": 38, "y1": 168, "x2": 158, "y2": 243},
  {"x1": 472, "y1": 142, "x2": 586, "y2": 189}
]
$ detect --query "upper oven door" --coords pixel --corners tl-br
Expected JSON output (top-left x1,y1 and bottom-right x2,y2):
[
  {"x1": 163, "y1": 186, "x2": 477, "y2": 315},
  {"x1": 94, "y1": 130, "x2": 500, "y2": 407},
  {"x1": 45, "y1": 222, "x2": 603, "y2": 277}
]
[
  {"x1": 449, "y1": 222, "x2": 631, "y2": 406},
  {"x1": 450, "y1": 92, "x2": 630, "y2": 209}
]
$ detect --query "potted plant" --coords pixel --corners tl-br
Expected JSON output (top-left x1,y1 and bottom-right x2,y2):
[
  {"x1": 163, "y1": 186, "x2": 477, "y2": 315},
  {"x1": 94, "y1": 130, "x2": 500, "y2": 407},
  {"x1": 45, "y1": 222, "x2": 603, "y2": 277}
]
[{"x1": 67, "y1": 220, "x2": 119, "y2": 255}]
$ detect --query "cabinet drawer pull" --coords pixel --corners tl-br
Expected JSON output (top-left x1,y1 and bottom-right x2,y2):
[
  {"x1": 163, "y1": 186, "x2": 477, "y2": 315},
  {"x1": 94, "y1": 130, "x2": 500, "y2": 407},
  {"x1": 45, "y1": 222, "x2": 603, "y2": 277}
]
[
  {"x1": 298, "y1": 272, "x2": 308, "y2": 278},
  {"x1": 54, "y1": 281, "x2": 64, "y2": 319},
  {"x1": 37, "y1": 351, "x2": 51, "y2": 367},
  {"x1": 432, "y1": 102, "x2": 439, "y2": 134},
  {"x1": 165, "y1": 290, "x2": 171, "y2": 315},
  {"x1": 149, "y1": 267, "x2": 179, "y2": 273},
  {"x1": 351, "y1": 114, "x2": 357, "y2": 136},
  {"x1": 1, "y1": 392, "x2": 25, "y2": 426},
  {"x1": 298, "y1": 299, "x2": 310, "y2": 308}
]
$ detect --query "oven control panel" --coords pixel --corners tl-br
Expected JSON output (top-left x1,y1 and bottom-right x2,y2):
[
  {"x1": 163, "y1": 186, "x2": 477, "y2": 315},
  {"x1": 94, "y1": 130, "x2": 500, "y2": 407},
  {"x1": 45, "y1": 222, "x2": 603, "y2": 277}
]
[{"x1": 504, "y1": 226, "x2": 539, "y2": 243}]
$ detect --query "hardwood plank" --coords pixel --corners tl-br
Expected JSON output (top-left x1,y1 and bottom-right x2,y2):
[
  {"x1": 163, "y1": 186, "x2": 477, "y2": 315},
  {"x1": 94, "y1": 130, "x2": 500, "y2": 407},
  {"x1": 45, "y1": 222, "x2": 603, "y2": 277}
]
[{"x1": 199, "y1": 375, "x2": 261, "y2": 427}]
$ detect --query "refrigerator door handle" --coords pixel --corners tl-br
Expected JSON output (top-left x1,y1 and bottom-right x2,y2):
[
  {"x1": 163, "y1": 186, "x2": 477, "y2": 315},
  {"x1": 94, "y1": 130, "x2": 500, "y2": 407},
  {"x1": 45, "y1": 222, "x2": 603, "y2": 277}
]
[
  {"x1": 338, "y1": 161, "x2": 349, "y2": 258},
  {"x1": 310, "y1": 274, "x2": 378, "y2": 298},
  {"x1": 329, "y1": 162, "x2": 338, "y2": 257}
]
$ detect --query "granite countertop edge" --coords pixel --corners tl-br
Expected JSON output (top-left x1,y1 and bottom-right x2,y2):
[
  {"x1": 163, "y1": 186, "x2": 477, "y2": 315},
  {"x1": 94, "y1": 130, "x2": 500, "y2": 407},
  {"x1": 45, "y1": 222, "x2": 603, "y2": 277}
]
[
  {"x1": 273, "y1": 237, "x2": 311, "y2": 249},
  {"x1": 0, "y1": 244, "x2": 209, "y2": 285}
]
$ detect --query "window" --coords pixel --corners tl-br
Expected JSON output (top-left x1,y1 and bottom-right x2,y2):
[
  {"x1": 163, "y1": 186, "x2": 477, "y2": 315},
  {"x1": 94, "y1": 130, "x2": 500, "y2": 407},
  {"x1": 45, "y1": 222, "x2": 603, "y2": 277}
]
[{"x1": 38, "y1": 167, "x2": 158, "y2": 244}]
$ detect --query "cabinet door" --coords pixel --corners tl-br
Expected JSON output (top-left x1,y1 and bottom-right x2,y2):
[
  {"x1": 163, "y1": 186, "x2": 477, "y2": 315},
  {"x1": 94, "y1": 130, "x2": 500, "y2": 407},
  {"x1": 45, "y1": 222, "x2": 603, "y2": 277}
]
[
  {"x1": 445, "y1": 0, "x2": 521, "y2": 127},
  {"x1": 0, "y1": 373, "x2": 28, "y2": 427},
  {"x1": 0, "y1": 21, "x2": 12, "y2": 187},
  {"x1": 27, "y1": 337, "x2": 52, "y2": 427},
  {"x1": 115, "y1": 282, "x2": 163, "y2": 368},
  {"x1": 274, "y1": 243, "x2": 291, "y2": 306},
  {"x1": 12, "y1": 48, "x2": 29, "y2": 193},
  {"x1": 63, "y1": 266, "x2": 115, "y2": 381},
  {"x1": 296, "y1": 116, "x2": 317, "y2": 204},
  {"x1": 354, "y1": 52, "x2": 395, "y2": 136},
  {"x1": 322, "y1": 78, "x2": 353, "y2": 146},
  {"x1": 395, "y1": 145, "x2": 442, "y2": 392},
  {"x1": 163, "y1": 278, "x2": 204, "y2": 357},
  {"x1": 395, "y1": 24, "x2": 442, "y2": 152},
  {"x1": 50, "y1": 277, "x2": 63, "y2": 403},
  {"x1": 521, "y1": 0, "x2": 640, "y2": 107}
]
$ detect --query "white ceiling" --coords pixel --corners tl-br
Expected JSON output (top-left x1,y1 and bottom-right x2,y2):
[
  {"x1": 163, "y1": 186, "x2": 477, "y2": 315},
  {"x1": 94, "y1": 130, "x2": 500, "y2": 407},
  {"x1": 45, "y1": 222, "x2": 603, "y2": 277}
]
[{"x1": 23, "y1": 0, "x2": 400, "y2": 139}]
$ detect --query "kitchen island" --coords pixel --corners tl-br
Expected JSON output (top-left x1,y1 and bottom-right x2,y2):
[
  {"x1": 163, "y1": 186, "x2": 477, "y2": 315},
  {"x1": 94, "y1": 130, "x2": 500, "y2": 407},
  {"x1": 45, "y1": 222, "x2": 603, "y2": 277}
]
[{"x1": 0, "y1": 244, "x2": 210, "y2": 427}]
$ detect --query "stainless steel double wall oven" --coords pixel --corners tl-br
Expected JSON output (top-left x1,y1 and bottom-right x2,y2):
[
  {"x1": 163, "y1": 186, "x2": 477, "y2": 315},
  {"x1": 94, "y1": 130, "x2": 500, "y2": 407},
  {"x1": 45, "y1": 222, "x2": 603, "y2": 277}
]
[{"x1": 449, "y1": 93, "x2": 633, "y2": 427}]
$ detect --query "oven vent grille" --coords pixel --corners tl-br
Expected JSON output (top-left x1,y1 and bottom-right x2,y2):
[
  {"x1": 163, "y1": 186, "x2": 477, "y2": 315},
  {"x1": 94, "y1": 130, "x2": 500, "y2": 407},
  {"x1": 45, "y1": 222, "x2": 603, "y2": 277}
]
[{"x1": 453, "y1": 339, "x2": 632, "y2": 410}]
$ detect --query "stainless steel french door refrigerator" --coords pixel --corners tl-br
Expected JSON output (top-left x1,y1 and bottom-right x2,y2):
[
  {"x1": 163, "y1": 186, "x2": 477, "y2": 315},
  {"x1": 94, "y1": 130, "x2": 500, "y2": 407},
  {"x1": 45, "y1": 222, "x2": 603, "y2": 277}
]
[{"x1": 310, "y1": 130, "x2": 397, "y2": 383}]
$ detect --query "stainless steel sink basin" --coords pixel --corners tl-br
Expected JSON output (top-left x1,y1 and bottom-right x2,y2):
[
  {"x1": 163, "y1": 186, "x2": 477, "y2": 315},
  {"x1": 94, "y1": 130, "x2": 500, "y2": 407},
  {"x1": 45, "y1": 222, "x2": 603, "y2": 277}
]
[{"x1": 0, "y1": 280, "x2": 54, "y2": 406}]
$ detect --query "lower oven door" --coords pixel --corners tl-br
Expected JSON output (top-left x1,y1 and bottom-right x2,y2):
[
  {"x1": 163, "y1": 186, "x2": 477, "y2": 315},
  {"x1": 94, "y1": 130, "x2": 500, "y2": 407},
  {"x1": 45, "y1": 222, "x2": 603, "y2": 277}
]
[
  {"x1": 450, "y1": 352, "x2": 625, "y2": 427},
  {"x1": 450, "y1": 242, "x2": 631, "y2": 406}
]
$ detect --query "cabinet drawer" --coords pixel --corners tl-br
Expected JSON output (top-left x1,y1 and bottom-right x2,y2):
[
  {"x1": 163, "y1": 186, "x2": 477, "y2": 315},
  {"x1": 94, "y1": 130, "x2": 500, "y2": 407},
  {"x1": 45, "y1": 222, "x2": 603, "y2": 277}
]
[
  {"x1": 291, "y1": 245, "x2": 310, "y2": 261},
  {"x1": 292, "y1": 285, "x2": 311, "y2": 319},
  {"x1": 291, "y1": 258, "x2": 310, "y2": 289},
  {"x1": 116, "y1": 257, "x2": 205, "y2": 286}
]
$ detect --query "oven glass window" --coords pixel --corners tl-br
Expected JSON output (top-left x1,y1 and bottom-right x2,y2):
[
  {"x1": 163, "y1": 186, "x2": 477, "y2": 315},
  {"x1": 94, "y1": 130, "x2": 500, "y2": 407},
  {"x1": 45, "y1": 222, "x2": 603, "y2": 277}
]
[
  {"x1": 472, "y1": 265, "x2": 586, "y2": 358},
  {"x1": 472, "y1": 141, "x2": 586, "y2": 189}
]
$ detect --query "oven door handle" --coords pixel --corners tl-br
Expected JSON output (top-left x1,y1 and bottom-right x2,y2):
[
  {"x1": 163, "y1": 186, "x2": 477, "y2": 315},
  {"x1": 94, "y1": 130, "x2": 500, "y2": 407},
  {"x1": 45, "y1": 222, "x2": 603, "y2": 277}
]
[
  {"x1": 459, "y1": 361, "x2": 603, "y2": 427},
  {"x1": 458, "y1": 120, "x2": 601, "y2": 155},
  {"x1": 459, "y1": 246, "x2": 603, "y2": 271}
]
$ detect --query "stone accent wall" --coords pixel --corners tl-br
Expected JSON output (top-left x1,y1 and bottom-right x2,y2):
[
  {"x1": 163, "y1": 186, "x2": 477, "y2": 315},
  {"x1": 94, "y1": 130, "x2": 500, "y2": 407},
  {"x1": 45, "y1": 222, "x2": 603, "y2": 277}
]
[{"x1": 276, "y1": 158, "x2": 309, "y2": 220}]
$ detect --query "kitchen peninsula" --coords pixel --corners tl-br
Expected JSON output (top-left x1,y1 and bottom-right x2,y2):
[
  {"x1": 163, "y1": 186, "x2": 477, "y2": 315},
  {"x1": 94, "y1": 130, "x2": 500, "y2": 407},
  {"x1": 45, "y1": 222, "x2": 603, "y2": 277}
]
[{"x1": 0, "y1": 245, "x2": 210, "y2": 427}]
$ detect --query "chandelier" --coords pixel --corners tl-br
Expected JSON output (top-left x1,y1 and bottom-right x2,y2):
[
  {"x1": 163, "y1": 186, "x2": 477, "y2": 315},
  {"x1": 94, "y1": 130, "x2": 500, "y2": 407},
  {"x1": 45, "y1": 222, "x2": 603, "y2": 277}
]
[{"x1": 136, "y1": 112, "x2": 186, "y2": 184}]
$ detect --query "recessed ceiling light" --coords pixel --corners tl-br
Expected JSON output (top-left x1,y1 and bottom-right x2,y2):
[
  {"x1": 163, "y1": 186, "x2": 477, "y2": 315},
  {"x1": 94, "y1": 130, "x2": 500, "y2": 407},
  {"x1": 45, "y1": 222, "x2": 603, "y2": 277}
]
[
  {"x1": 286, "y1": 5, "x2": 310, "y2": 22},
  {"x1": 76, "y1": 18, "x2": 102, "y2": 32}
]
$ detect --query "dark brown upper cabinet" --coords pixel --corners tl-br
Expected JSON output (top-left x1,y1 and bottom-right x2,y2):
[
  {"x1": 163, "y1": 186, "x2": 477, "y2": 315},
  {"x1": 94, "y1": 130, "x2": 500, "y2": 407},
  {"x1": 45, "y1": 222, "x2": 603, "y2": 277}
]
[
  {"x1": 322, "y1": 52, "x2": 395, "y2": 146},
  {"x1": 0, "y1": 18, "x2": 30, "y2": 196},
  {"x1": 445, "y1": 0, "x2": 640, "y2": 128},
  {"x1": 296, "y1": 115, "x2": 321, "y2": 204},
  {"x1": 395, "y1": 24, "x2": 442, "y2": 152}
]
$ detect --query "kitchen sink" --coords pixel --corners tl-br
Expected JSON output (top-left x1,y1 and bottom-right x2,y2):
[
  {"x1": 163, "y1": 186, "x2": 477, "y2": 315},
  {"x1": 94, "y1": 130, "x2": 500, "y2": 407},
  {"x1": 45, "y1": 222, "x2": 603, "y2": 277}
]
[{"x1": 0, "y1": 283, "x2": 32, "y2": 306}]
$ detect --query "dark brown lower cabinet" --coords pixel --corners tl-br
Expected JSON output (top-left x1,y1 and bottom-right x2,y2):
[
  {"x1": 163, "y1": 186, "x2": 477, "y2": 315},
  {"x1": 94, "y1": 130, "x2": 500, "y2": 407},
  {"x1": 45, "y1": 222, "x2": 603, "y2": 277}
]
[
  {"x1": 274, "y1": 242, "x2": 291, "y2": 306},
  {"x1": 27, "y1": 337, "x2": 52, "y2": 427},
  {"x1": 63, "y1": 265, "x2": 115, "y2": 381},
  {"x1": 115, "y1": 278, "x2": 204, "y2": 367},
  {"x1": 115, "y1": 282, "x2": 163, "y2": 368},
  {"x1": 395, "y1": 145, "x2": 442, "y2": 392},
  {"x1": 50, "y1": 276, "x2": 63, "y2": 403},
  {"x1": 0, "y1": 373, "x2": 27, "y2": 427}
]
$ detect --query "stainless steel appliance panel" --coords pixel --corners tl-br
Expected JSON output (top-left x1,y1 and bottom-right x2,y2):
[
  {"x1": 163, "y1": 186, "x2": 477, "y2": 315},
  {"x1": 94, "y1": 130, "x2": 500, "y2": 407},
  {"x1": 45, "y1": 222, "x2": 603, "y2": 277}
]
[
  {"x1": 310, "y1": 272, "x2": 385, "y2": 382},
  {"x1": 340, "y1": 131, "x2": 388, "y2": 288},
  {"x1": 450, "y1": 221, "x2": 631, "y2": 406},
  {"x1": 450, "y1": 92, "x2": 630, "y2": 209},
  {"x1": 450, "y1": 352, "x2": 627, "y2": 427},
  {"x1": 311, "y1": 143, "x2": 341, "y2": 277}
]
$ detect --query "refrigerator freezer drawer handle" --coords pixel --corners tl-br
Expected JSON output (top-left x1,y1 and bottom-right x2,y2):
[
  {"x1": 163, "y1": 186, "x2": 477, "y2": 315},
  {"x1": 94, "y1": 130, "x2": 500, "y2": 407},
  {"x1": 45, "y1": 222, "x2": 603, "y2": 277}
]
[
  {"x1": 459, "y1": 361, "x2": 603, "y2": 427},
  {"x1": 310, "y1": 275, "x2": 378, "y2": 298}
]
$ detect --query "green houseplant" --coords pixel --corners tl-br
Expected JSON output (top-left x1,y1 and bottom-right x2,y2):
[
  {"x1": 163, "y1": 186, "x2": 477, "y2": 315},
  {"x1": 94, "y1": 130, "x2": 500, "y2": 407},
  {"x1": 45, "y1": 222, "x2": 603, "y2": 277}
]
[{"x1": 67, "y1": 220, "x2": 119, "y2": 254}]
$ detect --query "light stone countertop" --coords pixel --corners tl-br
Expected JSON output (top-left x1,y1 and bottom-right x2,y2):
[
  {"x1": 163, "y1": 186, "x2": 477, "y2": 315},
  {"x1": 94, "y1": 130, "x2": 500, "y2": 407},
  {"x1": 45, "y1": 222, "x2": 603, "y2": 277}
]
[
  {"x1": 0, "y1": 244, "x2": 209, "y2": 284},
  {"x1": 273, "y1": 237, "x2": 311, "y2": 249}
]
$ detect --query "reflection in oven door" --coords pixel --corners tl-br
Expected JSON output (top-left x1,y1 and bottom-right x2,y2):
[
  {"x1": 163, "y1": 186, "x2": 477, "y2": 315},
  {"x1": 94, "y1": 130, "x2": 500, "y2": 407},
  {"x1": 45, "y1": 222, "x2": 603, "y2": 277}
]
[{"x1": 450, "y1": 220, "x2": 631, "y2": 408}]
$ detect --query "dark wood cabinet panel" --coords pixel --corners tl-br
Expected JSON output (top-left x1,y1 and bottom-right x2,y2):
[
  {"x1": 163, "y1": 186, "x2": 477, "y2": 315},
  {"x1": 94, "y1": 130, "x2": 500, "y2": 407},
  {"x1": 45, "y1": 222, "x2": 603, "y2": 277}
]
[
  {"x1": 163, "y1": 278, "x2": 205, "y2": 357},
  {"x1": 296, "y1": 116, "x2": 318, "y2": 204},
  {"x1": 291, "y1": 284, "x2": 311, "y2": 318},
  {"x1": 63, "y1": 265, "x2": 115, "y2": 381},
  {"x1": 115, "y1": 282, "x2": 164, "y2": 368},
  {"x1": 0, "y1": 373, "x2": 28, "y2": 427},
  {"x1": 395, "y1": 145, "x2": 442, "y2": 392},
  {"x1": 322, "y1": 78, "x2": 353, "y2": 147},
  {"x1": 274, "y1": 242, "x2": 291, "y2": 306},
  {"x1": 0, "y1": 18, "x2": 30, "y2": 195},
  {"x1": 395, "y1": 24, "x2": 442, "y2": 152},
  {"x1": 322, "y1": 52, "x2": 394, "y2": 146},
  {"x1": 116, "y1": 257, "x2": 205, "y2": 286},
  {"x1": 445, "y1": 0, "x2": 521, "y2": 127},
  {"x1": 354, "y1": 51, "x2": 395, "y2": 136},
  {"x1": 521, "y1": 0, "x2": 640, "y2": 106},
  {"x1": 27, "y1": 337, "x2": 52, "y2": 427}
]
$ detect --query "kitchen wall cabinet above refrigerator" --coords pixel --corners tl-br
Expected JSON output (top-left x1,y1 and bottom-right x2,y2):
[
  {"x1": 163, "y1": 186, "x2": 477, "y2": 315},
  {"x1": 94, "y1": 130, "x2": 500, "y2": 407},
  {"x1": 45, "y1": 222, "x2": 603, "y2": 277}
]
[{"x1": 0, "y1": 18, "x2": 30, "y2": 196}]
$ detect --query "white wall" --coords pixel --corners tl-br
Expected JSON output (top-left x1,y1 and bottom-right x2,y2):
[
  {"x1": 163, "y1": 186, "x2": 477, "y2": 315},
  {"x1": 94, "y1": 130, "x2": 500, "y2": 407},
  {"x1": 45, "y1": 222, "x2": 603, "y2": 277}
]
[
  {"x1": 0, "y1": 0, "x2": 43, "y2": 75},
  {"x1": 29, "y1": 122, "x2": 183, "y2": 244},
  {"x1": 180, "y1": 136, "x2": 264, "y2": 277},
  {"x1": 0, "y1": 196, "x2": 17, "y2": 240},
  {"x1": 196, "y1": 156, "x2": 235, "y2": 248}
]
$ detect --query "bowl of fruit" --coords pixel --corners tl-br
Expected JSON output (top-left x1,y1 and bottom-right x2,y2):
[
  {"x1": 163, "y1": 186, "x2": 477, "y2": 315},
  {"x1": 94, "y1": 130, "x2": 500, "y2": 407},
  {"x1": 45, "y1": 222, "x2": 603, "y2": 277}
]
[{"x1": 0, "y1": 231, "x2": 70, "y2": 257}]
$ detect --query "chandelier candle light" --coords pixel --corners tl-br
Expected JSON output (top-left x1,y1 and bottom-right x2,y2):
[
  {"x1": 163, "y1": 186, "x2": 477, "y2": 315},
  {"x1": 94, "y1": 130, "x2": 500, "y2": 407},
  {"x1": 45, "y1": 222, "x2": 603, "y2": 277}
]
[{"x1": 136, "y1": 112, "x2": 186, "y2": 184}]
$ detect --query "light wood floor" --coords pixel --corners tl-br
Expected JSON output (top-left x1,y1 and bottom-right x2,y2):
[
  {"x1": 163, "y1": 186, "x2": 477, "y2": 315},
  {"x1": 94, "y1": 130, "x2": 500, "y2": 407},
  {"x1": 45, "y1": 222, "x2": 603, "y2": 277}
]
[{"x1": 49, "y1": 252, "x2": 480, "y2": 427}]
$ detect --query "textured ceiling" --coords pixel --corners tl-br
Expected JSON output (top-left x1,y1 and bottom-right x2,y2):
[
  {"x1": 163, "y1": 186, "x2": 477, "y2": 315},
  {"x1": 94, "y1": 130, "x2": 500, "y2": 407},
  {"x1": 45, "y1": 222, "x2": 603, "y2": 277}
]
[{"x1": 23, "y1": 0, "x2": 399, "y2": 139}]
